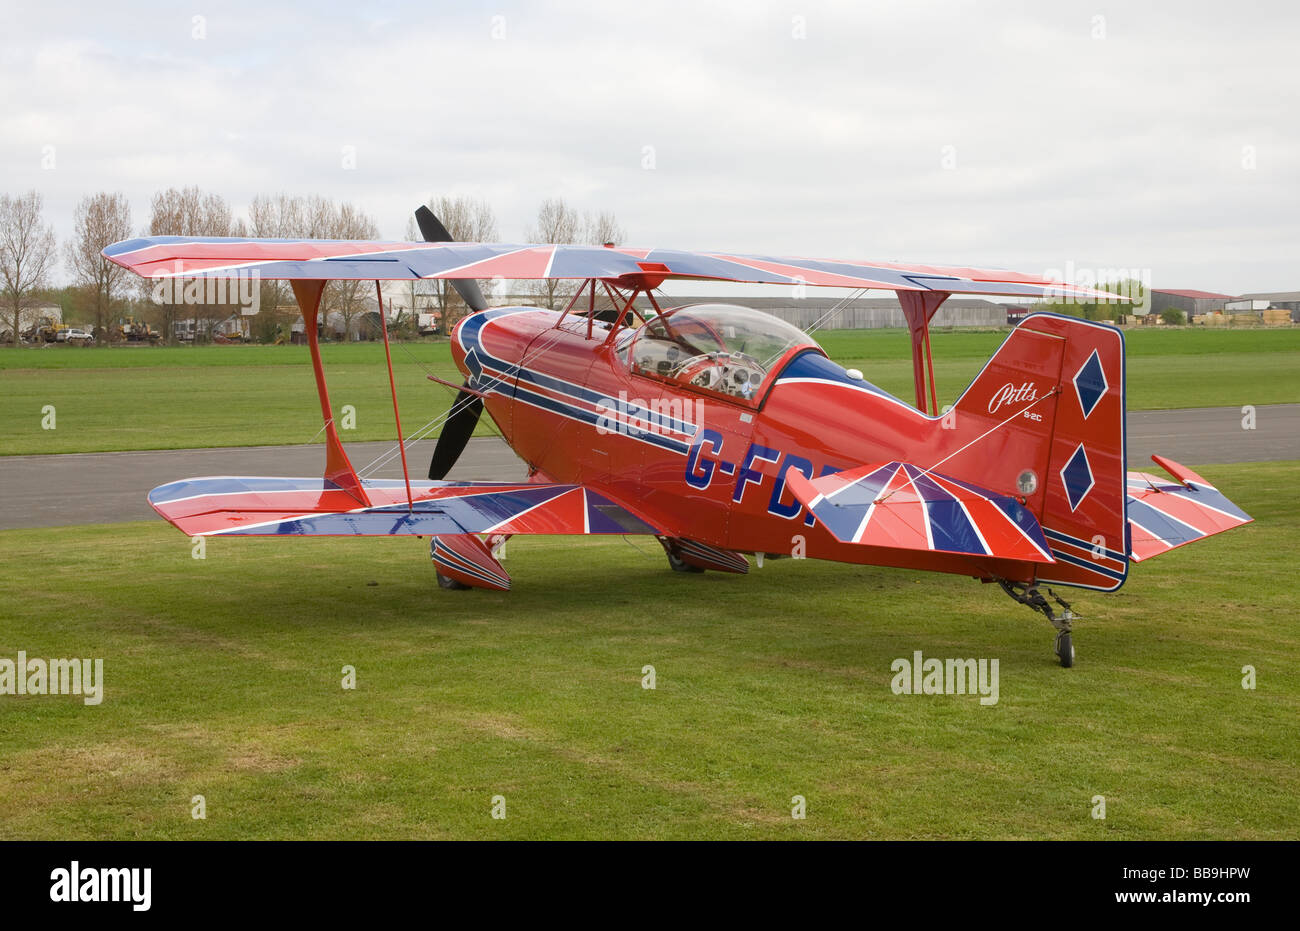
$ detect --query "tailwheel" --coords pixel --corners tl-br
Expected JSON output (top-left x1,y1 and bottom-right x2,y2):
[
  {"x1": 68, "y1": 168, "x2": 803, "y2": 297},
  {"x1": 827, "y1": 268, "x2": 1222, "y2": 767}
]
[{"x1": 998, "y1": 579, "x2": 1080, "y2": 668}]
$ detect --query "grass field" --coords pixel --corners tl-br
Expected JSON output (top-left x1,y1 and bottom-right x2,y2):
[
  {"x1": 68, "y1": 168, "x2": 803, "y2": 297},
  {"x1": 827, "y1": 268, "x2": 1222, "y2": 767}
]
[
  {"x1": 2, "y1": 327, "x2": 1298, "y2": 455},
  {"x1": 1, "y1": 460, "x2": 1295, "y2": 840}
]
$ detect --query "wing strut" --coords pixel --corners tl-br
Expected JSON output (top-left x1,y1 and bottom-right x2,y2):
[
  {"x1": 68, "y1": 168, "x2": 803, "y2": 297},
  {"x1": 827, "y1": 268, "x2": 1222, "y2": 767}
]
[
  {"x1": 899, "y1": 290, "x2": 950, "y2": 415},
  {"x1": 376, "y1": 281, "x2": 414, "y2": 512},
  {"x1": 291, "y1": 280, "x2": 371, "y2": 506}
]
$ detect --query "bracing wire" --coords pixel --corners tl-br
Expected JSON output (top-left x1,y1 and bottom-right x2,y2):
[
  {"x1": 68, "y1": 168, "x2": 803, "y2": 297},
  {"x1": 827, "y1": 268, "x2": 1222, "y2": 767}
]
[{"x1": 355, "y1": 307, "x2": 580, "y2": 478}]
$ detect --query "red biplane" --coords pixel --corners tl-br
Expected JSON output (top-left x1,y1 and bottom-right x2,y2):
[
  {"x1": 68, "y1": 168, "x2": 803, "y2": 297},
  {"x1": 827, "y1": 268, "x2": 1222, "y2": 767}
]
[{"x1": 104, "y1": 207, "x2": 1252, "y2": 666}]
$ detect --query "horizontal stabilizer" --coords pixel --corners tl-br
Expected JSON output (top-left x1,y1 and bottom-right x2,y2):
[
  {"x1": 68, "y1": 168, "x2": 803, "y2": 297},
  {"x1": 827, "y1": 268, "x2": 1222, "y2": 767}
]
[
  {"x1": 1126, "y1": 458, "x2": 1252, "y2": 562},
  {"x1": 784, "y1": 461, "x2": 1054, "y2": 564},
  {"x1": 148, "y1": 476, "x2": 660, "y2": 538}
]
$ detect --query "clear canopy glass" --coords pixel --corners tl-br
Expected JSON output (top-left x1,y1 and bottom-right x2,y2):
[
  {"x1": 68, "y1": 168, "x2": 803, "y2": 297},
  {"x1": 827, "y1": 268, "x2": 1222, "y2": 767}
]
[{"x1": 625, "y1": 303, "x2": 820, "y2": 401}]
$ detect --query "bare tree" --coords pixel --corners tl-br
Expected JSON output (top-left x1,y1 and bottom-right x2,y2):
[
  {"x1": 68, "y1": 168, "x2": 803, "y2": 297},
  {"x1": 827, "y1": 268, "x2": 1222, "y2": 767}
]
[
  {"x1": 303, "y1": 195, "x2": 340, "y2": 239},
  {"x1": 521, "y1": 199, "x2": 627, "y2": 309},
  {"x1": 148, "y1": 186, "x2": 232, "y2": 239},
  {"x1": 66, "y1": 192, "x2": 133, "y2": 344},
  {"x1": 247, "y1": 194, "x2": 307, "y2": 342},
  {"x1": 327, "y1": 202, "x2": 379, "y2": 340},
  {"x1": 525, "y1": 198, "x2": 583, "y2": 309},
  {"x1": 249, "y1": 193, "x2": 306, "y2": 238},
  {"x1": 244, "y1": 194, "x2": 378, "y2": 341},
  {"x1": 583, "y1": 210, "x2": 626, "y2": 248},
  {"x1": 399, "y1": 216, "x2": 437, "y2": 334},
  {"x1": 147, "y1": 186, "x2": 234, "y2": 342},
  {"x1": 0, "y1": 191, "x2": 57, "y2": 346}
]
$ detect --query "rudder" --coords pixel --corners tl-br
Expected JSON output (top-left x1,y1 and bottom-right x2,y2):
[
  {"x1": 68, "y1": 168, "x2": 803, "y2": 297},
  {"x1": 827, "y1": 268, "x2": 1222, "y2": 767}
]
[
  {"x1": 1023, "y1": 314, "x2": 1128, "y2": 590},
  {"x1": 944, "y1": 313, "x2": 1128, "y2": 589}
]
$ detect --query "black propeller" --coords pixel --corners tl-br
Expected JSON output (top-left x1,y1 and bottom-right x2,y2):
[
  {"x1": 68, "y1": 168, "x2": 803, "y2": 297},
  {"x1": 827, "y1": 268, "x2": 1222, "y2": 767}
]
[
  {"x1": 414, "y1": 205, "x2": 488, "y2": 312},
  {"x1": 415, "y1": 204, "x2": 487, "y2": 479},
  {"x1": 428, "y1": 386, "x2": 482, "y2": 480}
]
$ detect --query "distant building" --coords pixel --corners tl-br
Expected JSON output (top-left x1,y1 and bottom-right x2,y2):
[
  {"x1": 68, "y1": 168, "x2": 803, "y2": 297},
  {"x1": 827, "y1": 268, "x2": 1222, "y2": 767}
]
[
  {"x1": 1238, "y1": 291, "x2": 1300, "y2": 323},
  {"x1": 324, "y1": 296, "x2": 385, "y2": 340},
  {"x1": 646, "y1": 295, "x2": 1009, "y2": 329},
  {"x1": 1225, "y1": 299, "x2": 1270, "y2": 312},
  {"x1": 30, "y1": 303, "x2": 62, "y2": 325},
  {"x1": 1003, "y1": 304, "x2": 1033, "y2": 326},
  {"x1": 213, "y1": 314, "x2": 250, "y2": 339},
  {"x1": 173, "y1": 314, "x2": 250, "y2": 341},
  {"x1": 1149, "y1": 289, "x2": 1239, "y2": 318}
]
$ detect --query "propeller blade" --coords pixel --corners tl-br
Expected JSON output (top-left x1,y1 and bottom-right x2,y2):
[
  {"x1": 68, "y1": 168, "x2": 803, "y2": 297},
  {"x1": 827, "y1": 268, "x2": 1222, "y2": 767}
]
[
  {"x1": 428, "y1": 383, "x2": 483, "y2": 480},
  {"x1": 414, "y1": 205, "x2": 453, "y2": 242},
  {"x1": 414, "y1": 205, "x2": 488, "y2": 312}
]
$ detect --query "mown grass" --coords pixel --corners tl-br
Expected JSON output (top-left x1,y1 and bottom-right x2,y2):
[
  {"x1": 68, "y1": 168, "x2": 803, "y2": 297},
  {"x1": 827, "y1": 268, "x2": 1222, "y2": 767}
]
[
  {"x1": 0, "y1": 460, "x2": 1295, "y2": 839},
  {"x1": 2, "y1": 328, "x2": 1297, "y2": 455},
  {"x1": 821, "y1": 326, "x2": 1300, "y2": 415},
  {"x1": 0, "y1": 341, "x2": 473, "y2": 455}
]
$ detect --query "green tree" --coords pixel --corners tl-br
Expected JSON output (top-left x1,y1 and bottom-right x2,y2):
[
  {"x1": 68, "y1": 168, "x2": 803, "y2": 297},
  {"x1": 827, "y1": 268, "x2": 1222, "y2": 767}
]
[{"x1": 1033, "y1": 278, "x2": 1148, "y2": 322}]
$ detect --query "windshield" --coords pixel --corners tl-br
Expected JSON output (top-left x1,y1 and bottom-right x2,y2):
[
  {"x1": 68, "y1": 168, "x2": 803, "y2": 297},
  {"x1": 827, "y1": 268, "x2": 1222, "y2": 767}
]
[{"x1": 627, "y1": 303, "x2": 820, "y2": 402}]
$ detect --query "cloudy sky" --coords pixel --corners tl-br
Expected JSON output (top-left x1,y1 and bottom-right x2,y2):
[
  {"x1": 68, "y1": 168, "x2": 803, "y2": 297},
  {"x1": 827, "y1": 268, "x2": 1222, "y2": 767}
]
[{"x1": 3, "y1": 0, "x2": 1297, "y2": 294}]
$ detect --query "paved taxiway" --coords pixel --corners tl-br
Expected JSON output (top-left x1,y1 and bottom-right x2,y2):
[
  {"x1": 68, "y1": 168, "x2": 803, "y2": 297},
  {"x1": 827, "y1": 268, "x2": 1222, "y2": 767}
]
[{"x1": 1, "y1": 404, "x2": 1296, "y2": 530}]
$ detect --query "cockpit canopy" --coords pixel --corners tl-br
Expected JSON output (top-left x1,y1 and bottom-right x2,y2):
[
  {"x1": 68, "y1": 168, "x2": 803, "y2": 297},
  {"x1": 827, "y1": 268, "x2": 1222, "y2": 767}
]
[{"x1": 623, "y1": 304, "x2": 821, "y2": 402}]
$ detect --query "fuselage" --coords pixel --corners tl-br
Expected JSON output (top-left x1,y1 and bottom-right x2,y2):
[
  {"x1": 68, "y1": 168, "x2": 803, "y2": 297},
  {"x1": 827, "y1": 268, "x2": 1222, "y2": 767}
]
[{"x1": 451, "y1": 304, "x2": 1056, "y2": 582}]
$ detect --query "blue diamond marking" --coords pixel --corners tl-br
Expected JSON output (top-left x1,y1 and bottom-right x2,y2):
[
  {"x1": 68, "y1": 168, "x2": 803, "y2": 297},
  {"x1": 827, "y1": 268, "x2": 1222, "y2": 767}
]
[
  {"x1": 463, "y1": 348, "x2": 484, "y2": 379},
  {"x1": 1060, "y1": 443, "x2": 1095, "y2": 512},
  {"x1": 1073, "y1": 348, "x2": 1108, "y2": 419}
]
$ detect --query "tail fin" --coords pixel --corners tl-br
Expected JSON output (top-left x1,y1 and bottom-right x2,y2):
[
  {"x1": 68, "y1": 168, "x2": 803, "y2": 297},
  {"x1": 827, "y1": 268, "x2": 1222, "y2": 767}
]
[{"x1": 946, "y1": 313, "x2": 1128, "y2": 590}]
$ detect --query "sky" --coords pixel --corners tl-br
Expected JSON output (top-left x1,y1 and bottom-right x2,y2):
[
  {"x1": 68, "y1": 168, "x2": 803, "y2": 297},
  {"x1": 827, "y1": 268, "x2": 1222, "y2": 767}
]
[{"x1": 2, "y1": 0, "x2": 1297, "y2": 295}]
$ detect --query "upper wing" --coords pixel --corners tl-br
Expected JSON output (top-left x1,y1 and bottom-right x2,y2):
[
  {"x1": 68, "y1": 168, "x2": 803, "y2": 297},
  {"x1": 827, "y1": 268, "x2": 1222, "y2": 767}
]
[
  {"x1": 149, "y1": 476, "x2": 661, "y2": 538},
  {"x1": 783, "y1": 460, "x2": 1055, "y2": 564},
  {"x1": 1125, "y1": 457, "x2": 1252, "y2": 562},
  {"x1": 103, "y1": 236, "x2": 1120, "y2": 300}
]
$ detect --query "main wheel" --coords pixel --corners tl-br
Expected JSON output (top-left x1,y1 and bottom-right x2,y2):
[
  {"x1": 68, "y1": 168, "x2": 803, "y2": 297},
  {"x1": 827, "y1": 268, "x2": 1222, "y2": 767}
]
[
  {"x1": 666, "y1": 550, "x2": 704, "y2": 574},
  {"x1": 1055, "y1": 632, "x2": 1075, "y2": 668},
  {"x1": 436, "y1": 571, "x2": 470, "y2": 590}
]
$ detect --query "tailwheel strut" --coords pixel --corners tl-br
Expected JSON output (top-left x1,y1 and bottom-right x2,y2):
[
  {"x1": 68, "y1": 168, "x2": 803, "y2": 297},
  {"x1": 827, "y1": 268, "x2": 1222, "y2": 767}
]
[{"x1": 997, "y1": 579, "x2": 1080, "y2": 668}]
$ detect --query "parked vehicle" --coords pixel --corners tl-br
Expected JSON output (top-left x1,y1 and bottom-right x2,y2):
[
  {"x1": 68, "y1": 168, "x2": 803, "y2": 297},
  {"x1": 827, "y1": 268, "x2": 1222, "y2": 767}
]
[
  {"x1": 417, "y1": 312, "x2": 442, "y2": 336},
  {"x1": 119, "y1": 316, "x2": 161, "y2": 342}
]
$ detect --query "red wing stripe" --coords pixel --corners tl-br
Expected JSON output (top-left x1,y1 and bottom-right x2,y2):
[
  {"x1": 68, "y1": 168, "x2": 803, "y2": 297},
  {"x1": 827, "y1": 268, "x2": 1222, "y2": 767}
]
[
  {"x1": 709, "y1": 255, "x2": 905, "y2": 290},
  {"x1": 1132, "y1": 492, "x2": 1219, "y2": 537}
]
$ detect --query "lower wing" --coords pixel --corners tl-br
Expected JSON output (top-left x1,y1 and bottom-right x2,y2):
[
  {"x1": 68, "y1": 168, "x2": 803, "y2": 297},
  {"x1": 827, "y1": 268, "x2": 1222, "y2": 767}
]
[{"x1": 148, "y1": 476, "x2": 661, "y2": 538}]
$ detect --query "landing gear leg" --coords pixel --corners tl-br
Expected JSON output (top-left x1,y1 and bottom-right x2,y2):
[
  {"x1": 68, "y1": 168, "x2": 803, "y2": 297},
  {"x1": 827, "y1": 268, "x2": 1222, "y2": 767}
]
[{"x1": 998, "y1": 580, "x2": 1079, "y2": 668}]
